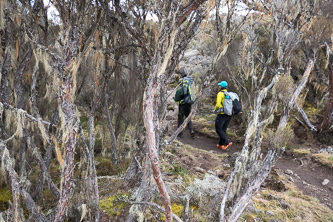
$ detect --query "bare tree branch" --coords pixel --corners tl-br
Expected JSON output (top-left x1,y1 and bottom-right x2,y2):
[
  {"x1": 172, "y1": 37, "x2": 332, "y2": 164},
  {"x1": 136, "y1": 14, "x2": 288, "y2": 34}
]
[
  {"x1": 295, "y1": 104, "x2": 317, "y2": 131},
  {"x1": 0, "y1": 141, "x2": 48, "y2": 222}
]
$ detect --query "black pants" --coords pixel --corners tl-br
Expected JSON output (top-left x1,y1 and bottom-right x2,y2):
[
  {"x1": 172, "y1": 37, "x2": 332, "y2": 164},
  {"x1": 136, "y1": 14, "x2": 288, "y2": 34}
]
[
  {"x1": 178, "y1": 104, "x2": 193, "y2": 133},
  {"x1": 215, "y1": 114, "x2": 232, "y2": 146}
]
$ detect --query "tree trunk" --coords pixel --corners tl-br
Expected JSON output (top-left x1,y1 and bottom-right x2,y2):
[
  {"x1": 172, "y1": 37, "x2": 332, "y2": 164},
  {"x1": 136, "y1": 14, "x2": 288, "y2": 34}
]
[
  {"x1": 15, "y1": 53, "x2": 32, "y2": 180},
  {"x1": 143, "y1": 77, "x2": 172, "y2": 221},
  {"x1": 323, "y1": 54, "x2": 333, "y2": 129},
  {"x1": 126, "y1": 152, "x2": 153, "y2": 222},
  {"x1": 54, "y1": 75, "x2": 79, "y2": 222},
  {"x1": 0, "y1": 10, "x2": 12, "y2": 139},
  {"x1": 86, "y1": 103, "x2": 100, "y2": 221},
  {"x1": 122, "y1": 148, "x2": 144, "y2": 188},
  {"x1": 54, "y1": 30, "x2": 80, "y2": 222},
  {"x1": 104, "y1": 94, "x2": 119, "y2": 164}
]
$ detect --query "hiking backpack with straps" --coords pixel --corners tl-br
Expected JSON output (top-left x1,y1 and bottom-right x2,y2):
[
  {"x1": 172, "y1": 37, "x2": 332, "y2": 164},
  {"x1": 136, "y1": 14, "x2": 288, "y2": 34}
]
[
  {"x1": 222, "y1": 91, "x2": 242, "y2": 116},
  {"x1": 182, "y1": 80, "x2": 195, "y2": 105}
]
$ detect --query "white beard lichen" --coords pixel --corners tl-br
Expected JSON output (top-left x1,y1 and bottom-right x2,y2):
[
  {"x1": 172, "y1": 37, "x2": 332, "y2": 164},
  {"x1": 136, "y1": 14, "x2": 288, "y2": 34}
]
[{"x1": 37, "y1": 120, "x2": 50, "y2": 145}]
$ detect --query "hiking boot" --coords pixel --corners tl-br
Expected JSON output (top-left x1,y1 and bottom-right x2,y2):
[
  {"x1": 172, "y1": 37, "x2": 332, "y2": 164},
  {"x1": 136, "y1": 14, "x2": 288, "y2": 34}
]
[
  {"x1": 217, "y1": 142, "x2": 232, "y2": 150},
  {"x1": 190, "y1": 130, "x2": 195, "y2": 138},
  {"x1": 178, "y1": 132, "x2": 184, "y2": 138},
  {"x1": 217, "y1": 144, "x2": 224, "y2": 149},
  {"x1": 222, "y1": 142, "x2": 232, "y2": 150}
]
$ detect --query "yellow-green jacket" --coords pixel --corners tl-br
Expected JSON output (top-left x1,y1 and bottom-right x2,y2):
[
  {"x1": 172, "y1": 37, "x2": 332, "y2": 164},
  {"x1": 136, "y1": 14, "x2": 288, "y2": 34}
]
[{"x1": 215, "y1": 89, "x2": 227, "y2": 114}]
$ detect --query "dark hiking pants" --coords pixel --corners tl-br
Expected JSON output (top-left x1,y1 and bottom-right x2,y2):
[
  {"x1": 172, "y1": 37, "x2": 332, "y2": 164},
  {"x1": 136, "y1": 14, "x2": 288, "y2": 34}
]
[
  {"x1": 178, "y1": 104, "x2": 193, "y2": 134},
  {"x1": 215, "y1": 114, "x2": 232, "y2": 146}
]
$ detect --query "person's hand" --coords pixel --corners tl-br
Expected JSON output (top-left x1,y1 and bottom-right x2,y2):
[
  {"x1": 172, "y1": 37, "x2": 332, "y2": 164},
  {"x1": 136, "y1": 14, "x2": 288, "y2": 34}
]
[{"x1": 212, "y1": 110, "x2": 217, "y2": 114}]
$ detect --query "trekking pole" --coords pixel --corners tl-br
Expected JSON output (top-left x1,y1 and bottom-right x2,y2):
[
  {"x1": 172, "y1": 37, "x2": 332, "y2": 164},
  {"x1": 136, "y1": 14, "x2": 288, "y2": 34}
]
[
  {"x1": 197, "y1": 110, "x2": 216, "y2": 115},
  {"x1": 166, "y1": 80, "x2": 183, "y2": 100}
]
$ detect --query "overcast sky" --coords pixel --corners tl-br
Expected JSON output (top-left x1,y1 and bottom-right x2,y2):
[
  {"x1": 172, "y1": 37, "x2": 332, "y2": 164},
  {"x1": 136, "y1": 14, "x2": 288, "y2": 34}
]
[{"x1": 41, "y1": 0, "x2": 250, "y2": 24}]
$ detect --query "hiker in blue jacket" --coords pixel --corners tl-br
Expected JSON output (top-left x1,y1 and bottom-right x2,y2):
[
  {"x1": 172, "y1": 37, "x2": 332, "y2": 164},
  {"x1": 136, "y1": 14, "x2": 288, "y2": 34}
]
[{"x1": 214, "y1": 81, "x2": 233, "y2": 150}]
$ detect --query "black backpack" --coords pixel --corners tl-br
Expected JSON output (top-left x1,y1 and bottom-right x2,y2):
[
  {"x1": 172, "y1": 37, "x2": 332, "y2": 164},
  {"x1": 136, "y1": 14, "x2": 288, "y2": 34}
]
[{"x1": 232, "y1": 98, "x2": 242, "y2": 115}]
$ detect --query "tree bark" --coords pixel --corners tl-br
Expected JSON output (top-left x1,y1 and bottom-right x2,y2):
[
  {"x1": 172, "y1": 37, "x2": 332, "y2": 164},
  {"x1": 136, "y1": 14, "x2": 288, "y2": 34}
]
[
  {"x1": 104, "y1": 94, "x2": 119, "y2": 164},
  {"x1": 78, "y1": 114, "x2": 100, "y2": 222},
  {"x1": 54, "y1": 75, "x2": 79, "y2": 222},
  {"x1": 126, "y1": 152, "x2": 153, "y2": 222},
  {"x1": 322, "y1": 47, "x2": 333, "y2": 129},
  {"x1": 53, "y1": 30, "x2": 80, "y2": 222},
  {"x1": 0, "y1": 10, "x2": 12, "y2": 139},
  {"x1": 143, "y1": 79, "x2": 172, "y2": 221},
  {"x1": 122, "y1": 148, "x2": 144, "y2": 188},
  {"x1": 296, "y1": 104, "x2": 317, "y2": 131}
]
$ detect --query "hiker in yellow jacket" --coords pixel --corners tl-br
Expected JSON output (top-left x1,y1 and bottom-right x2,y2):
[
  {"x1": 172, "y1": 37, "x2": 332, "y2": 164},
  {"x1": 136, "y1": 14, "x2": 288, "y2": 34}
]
[{"x1": 214, "y1": 81, "x2": 232, "y2": 150}]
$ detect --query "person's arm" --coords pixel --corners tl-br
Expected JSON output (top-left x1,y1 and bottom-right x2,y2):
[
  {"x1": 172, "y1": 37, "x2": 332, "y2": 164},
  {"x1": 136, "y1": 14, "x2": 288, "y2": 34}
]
[
  {"x1": 174, "y1": 88, "x2": 182, "y2": 102},
  {"x1": 215, "y1": 92, "x2": 224, "y2": 111}
]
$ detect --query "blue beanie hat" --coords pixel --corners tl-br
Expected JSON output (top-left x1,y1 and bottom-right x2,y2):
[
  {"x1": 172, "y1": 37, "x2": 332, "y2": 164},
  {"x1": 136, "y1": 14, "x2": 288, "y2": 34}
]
[{"x1": 218, "y1": 81, "x2": 228, "y2": 88}]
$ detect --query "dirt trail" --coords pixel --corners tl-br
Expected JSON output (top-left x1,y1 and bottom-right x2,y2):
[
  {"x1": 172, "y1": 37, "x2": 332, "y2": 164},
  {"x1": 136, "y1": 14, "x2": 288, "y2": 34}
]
[
  {"x1": 166, "y1": 88, "x2": 333, "y2": 210},
  {"x1": 173, "y1": 123, "x2": 333, "y2": 210},
  {"x1": 176, "y1": 130, "x2": 243, "y2": 154}
]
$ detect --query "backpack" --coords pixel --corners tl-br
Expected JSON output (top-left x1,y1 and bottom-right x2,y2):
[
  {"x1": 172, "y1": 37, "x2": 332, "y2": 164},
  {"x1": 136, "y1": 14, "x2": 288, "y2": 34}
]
[
  {"x1": 182, "y1": 80, "x2": 195, "y2": 105},
  {"x1": 222, "y1": 91, "x2": 242, "y2": 116}
]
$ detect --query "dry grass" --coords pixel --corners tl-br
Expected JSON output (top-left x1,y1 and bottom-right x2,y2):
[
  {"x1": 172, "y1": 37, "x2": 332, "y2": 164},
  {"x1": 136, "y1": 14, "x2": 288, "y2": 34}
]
[
  {"x1": 251, "y1": 182, "x2": 333, "y2": 222},
  {"x1": 292, "y1": 148, "x2": 311, "y2": 156},
  {"x1": 312, "y1": 152, "x2": 333, "y2": 168}
]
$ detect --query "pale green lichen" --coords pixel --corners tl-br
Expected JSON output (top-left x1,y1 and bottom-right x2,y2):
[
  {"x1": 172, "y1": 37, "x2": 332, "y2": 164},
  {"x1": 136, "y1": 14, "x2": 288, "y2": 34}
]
[
  {"x1": 79, "y1": 204, "x2": 87, "y2": 222},
  {"x1": 100, "y1": 194, "x2": 130, "y2": 217},
  {"x1": 37, "y1": 119, "x2": 50, "y2": 144},
  {"x1": 5, "y1": 108, "x2": 26, "y2": 142},
  {"x1": 58, "y1": 104, "x2": 66, "y2": 135},
  {"x1": 186, "y1": 174, "x2": 225, "y2": 206},
  {"x1": 128, "y1": 205, "x2": 144, "y2": 222}
]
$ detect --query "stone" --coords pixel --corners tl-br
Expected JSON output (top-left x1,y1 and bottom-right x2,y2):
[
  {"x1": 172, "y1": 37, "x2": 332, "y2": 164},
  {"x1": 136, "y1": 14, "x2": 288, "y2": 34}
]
[
  {"x1": 302, "y1": 180, "x2": 310, "y2": 186},
  {"x1": 268, "y1": 194, "x2": 278, "y2": 200},
  {"x1": 194, "y1": 167, "x2": 206, "y2": 174},
  {"x1": 284, "y1": 169, "x2": 293, "y2": 175},
  {"x1": 266, "y1": 211, "x2": 275, "y2": 217},
  {"x1": 327, "y1": 146, "x2": 333, "y2": 154},
  {"x1": 165, "y1": 151, "x2": 175, "y2": 157},
  {"x1": 287, "y1": 175, "x2": 294, "y2": 183},
  {"x1": 279, "y1": 199, "x2": 290, "y2": 209},
  {"x1": 294, "y1": 173, "x2": 301, "y2": 180},
  {"x1": 223, "y1": 163, "x2": 231, "y2": 168},
  {"x1": 322, "y1": 179, "x2": 330, "y2": 186}
]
